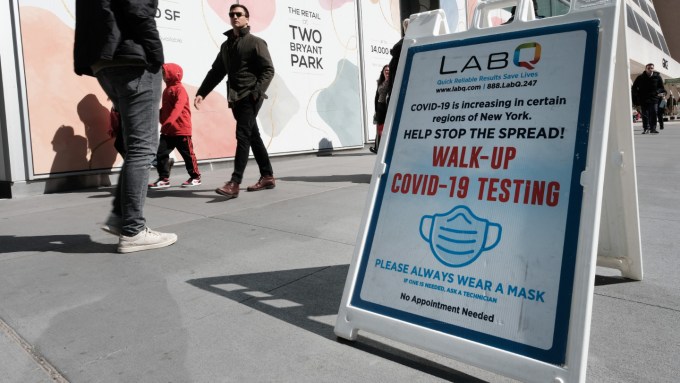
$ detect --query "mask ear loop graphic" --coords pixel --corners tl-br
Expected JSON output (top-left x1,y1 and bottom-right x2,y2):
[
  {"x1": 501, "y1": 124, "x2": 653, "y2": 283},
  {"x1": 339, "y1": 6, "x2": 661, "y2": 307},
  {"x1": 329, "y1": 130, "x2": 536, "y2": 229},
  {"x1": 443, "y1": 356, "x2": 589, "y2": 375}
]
[
  {"x1": 482, "y1": 222, "x2": 502, "y2": 252},
  {"x1": 419, "y1": 215, "x2": 434, "y2": 242}
]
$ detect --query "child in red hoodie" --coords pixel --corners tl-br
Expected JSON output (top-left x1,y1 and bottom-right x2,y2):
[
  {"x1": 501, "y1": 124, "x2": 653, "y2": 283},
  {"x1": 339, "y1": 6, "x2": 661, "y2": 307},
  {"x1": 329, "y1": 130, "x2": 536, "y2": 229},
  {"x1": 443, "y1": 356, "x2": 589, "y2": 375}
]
[{"x1": 149, "y1": 63, "x2": 201, "y2": 188}]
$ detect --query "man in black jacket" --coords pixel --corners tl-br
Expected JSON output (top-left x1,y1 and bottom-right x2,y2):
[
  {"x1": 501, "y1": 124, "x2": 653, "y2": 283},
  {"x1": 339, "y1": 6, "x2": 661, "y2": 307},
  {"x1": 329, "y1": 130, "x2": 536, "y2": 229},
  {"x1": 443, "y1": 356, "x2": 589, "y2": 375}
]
[
  {"x1": 387, "y1": 18, "x2": 410, "y2": 99},
  {"x1": 194, "y1": 4, "x2": 276, "y2": 200},
  {"x1": 632, "y1": 63, "x2": 666, "y2": 134},
  {"x1": 74, "y1": 0, "x2": 177, "y2": 253}
]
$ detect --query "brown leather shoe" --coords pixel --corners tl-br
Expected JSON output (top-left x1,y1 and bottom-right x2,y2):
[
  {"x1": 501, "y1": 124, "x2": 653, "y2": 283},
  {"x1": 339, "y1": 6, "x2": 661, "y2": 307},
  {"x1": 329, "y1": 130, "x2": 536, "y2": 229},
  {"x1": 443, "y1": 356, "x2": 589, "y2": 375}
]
[
  {"x1": 215, "y1": 181, "x2": 239, "y2": 199},
  {"x1": 247, "y1": 176, "x2": 276, "y2": 192}
]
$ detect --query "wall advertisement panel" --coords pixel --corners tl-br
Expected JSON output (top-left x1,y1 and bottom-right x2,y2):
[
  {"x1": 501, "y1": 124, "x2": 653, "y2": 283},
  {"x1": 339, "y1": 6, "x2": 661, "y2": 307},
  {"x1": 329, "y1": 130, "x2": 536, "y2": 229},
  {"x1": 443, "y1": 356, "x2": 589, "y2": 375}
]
[
  {"x1": 16, "y1": 0, "x2": 363, "y2": 177},
  {"x1": 359, "y1": 1, "x2": 401, "y2": 142}
]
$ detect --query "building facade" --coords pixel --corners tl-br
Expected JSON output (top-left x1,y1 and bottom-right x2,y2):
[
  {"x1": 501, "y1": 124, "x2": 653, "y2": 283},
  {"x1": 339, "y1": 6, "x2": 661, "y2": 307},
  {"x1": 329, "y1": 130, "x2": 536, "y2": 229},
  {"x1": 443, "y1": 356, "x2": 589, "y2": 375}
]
[
  {"x1": 626, "y1": 0, "x2": 679, "y2": 78},
  {"x1": 0, "y1": 0, "x2": 677, "y2": 198}
]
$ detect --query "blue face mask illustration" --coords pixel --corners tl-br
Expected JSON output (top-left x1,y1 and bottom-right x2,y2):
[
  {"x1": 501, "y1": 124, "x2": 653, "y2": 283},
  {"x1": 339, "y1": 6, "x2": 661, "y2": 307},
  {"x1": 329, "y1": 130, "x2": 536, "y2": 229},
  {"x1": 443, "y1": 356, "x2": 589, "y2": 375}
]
[{"x1": 420, "y1": 205, "x2": 502, "y2": 267}]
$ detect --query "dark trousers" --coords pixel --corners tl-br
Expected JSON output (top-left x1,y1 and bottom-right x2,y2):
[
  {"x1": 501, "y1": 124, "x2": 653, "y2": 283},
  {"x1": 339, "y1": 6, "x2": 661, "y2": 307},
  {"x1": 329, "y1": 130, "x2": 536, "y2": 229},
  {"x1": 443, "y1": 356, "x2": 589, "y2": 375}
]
[
  {"x1": 641, "y1": 102, "x2": 658, "y2": 132},
  {"x1": 155, "y1": 135, "x2": 201, "y2": 179},
  {"x1": 657, "y1": 106, "x2": 665, "y2": 129},
  {"x1": 230, "y1": 97, "x2": 273, "y2": 184}
]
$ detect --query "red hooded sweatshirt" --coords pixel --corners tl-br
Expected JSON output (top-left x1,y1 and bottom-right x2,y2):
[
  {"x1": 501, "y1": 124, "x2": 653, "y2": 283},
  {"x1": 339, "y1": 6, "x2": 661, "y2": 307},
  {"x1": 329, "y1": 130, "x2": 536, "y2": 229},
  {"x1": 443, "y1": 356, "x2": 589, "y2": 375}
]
[{"x1": 160, "y1": 63, "x2": 192, "y2": 136}]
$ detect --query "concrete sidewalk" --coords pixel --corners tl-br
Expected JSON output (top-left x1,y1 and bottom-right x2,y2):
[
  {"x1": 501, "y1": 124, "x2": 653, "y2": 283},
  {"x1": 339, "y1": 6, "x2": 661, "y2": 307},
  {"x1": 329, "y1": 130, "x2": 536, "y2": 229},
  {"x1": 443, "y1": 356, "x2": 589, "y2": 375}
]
[{"x1": 0, "y1": 123, "x2": 679, "y2": 382}]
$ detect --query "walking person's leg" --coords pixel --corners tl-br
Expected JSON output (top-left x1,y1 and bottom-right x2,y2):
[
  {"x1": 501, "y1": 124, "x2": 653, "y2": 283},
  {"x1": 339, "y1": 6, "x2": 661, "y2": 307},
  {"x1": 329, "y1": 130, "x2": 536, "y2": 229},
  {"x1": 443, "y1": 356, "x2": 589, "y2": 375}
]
[
  {"x1": 244, "y1": 98, "x2": 275, "y2": 192},
  {"x1": 157, "y1": 135, "x2": 174, "y2": 178},
  {"x1": 648, "y1": 102, "x2": 659, "y2": 133},
  {"x1": 97, "y1": 66, "x2": 176, "y2": 252},
  {"x1": 640, "y1": 104, "x2": 650, "y2": 133},
  {"x1": 149, "y1": 135, "x2": 173, "y2": 188},
  {"x1": 103, "y1": 114, "x2": 126, "y2": 235},
  {"x1": 110, "y1": 68, "x2": 161, "y2": 234},
  {"x1": 376, "y1": 123, "x2": 384, "y2": 150},
  {"x1": 370, "y1": 127, "x2": 379, "y2": 154},
  {"x1": 247, "y1": 98, "x2": 274, "y2": 179},
  {"x1": 176, "y1": 136, "x2": 202, "y2": 186},
  {"x1": 215, "y1": 98, "x2": 253, "y2": 198},
  {"x1": 231, "y1": 98, "x2": 254, "y2": 184}
]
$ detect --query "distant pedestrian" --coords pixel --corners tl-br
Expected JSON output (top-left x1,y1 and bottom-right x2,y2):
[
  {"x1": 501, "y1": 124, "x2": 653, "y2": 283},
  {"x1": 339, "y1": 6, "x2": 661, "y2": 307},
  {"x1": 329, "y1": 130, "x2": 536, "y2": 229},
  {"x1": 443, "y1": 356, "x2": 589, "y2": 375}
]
[
  {"x1": 502, "y1": 0, "x2": 540, "y2": 24},
  {"x1": 194, "y1": 4, "x2": 275, "y2": 200},
  {"x1": 370, "y1": 65, "x2": 390, "y2": 154},
  {"x1": 387, "y1": 18, "x2": 410, "y2": 99},
  {"x1": 657, "y1": 93, "x2": 667, "y2": 130},
  {"x1": 74, "y1": 0, "x2": 177, "y2": 253},
  {"x1": 149, "y1": 63, "x2": 202, "y2": 189},
  {"x1": 632, "y1": 63, "x2": 666, "y2": 134}
]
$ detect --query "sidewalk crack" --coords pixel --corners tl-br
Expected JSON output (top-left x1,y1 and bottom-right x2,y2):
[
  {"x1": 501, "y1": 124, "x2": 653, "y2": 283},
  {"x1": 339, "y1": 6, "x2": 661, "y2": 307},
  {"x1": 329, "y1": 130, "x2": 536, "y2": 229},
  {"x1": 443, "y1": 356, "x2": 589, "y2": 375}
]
[{"x1": 0, "y1": 316, "x2": 69, "y2": 382}]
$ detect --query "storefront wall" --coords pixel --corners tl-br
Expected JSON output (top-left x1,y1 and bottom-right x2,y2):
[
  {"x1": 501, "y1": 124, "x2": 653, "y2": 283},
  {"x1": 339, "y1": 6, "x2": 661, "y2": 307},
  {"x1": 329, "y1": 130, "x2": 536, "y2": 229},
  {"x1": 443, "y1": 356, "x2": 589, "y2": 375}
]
[
  {"x1": 0, "y1": 1, "x2": 405, "y2": 196},
  {"x1": 5, "y1": 1, "x2": 676, "y2": 197}
]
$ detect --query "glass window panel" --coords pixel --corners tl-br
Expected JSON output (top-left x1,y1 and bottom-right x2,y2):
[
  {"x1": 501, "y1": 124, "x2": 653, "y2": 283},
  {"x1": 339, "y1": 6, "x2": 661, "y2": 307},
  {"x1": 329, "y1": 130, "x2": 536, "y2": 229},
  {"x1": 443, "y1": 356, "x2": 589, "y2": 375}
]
[
  {"x1": 656, "y1": 30, "x2": 670, "y2": 55},
  {"x1": 626, "y1": 5, "x2": 641, "y2": 35},
  {"x1": 648, "y1": 23, "x2": 662, "y2": 50},
  {"x1": 553, "y1": 0, "x2": 569, "y2": 17},
  {"x1": 633, "y1": 12, "x2": 653, "y2": 43},
  {"x1": 648, "y1": 6, "x2": 660, "y2": 26},
  {"x1": 638, "y1": 0, "x2": 651, "y2": 18}
]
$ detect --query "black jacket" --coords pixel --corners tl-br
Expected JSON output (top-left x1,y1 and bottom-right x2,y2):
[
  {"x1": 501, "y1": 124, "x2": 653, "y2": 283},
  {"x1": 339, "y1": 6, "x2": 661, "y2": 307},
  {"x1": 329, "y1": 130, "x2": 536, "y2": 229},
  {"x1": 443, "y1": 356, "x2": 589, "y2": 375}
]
[
  {"x1": 632, "y1": 71, "x2": 665, "y2": 105},
  {"x1": 387, "y1": 38, "x2": 404, "y2": 97},
  {"x1": 73, "y1": 0, "x2": 164, "y2": 76},
  {"x1": 197, "y1": 27, "x2": 275, "y2": 103}
]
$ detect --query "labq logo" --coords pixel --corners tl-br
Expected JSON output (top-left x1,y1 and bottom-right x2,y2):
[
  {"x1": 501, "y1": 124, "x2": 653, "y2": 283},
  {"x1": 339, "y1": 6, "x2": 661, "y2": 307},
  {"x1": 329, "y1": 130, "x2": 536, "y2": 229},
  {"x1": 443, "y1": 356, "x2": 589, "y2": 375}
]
[
  {"x1": 439, "y1": 41, "x2": 542, "y2": 74},
  {"x1": 514, "y1": 42, "x2": 542, "y2": 70}
]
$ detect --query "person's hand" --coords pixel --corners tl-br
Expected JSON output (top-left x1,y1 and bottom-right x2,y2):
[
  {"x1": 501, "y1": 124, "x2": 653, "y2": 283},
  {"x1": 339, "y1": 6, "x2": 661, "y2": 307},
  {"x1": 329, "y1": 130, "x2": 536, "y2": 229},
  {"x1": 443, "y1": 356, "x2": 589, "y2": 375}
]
[{"x1": 194, "y1": 95, "x2": 204, "y2": 110}]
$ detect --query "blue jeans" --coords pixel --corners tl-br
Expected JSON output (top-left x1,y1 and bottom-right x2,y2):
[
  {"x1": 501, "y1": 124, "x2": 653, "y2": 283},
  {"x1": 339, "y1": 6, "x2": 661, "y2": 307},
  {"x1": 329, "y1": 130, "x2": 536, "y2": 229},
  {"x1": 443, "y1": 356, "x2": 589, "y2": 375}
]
[{"x1": 96, "y1": 66, "x2": 162, "y2": 236}]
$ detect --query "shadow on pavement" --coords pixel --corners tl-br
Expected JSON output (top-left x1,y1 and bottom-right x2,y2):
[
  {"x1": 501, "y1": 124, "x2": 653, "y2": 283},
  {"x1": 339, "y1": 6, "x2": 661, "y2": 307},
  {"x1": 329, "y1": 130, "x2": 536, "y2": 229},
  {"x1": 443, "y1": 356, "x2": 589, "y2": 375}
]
[
  {"x1": 187, "y1": 265, "x2": 486, "y2": 382},
  {"x1": 317, "y1": 152, "x2": 377, "y2": 158},
  {"x1": 0, "y1": 235, "x2": 114, "y2": 254},
  {"x1": 594, "y1": 275, "x2": 638, "y2": 286},
  {"x1": 144, "y1": 188, "x2": 231, "y2": 202},
  {"x1": 278, "y1": 174, "x2": 372, "y2": 184}
]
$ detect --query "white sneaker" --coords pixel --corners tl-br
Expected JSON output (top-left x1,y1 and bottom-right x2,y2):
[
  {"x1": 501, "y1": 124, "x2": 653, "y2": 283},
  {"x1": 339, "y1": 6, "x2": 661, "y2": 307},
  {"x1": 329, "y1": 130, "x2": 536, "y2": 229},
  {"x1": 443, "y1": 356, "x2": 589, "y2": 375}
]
[
  {"x1": 181, "y1": 177, "x2": 201, "y2": 187},
  {"x1": 118, "y1": 227, "x2": 177, "y2": 253},
  {"x1": 101, "y1": 214, "x2": 122, "y2": 236},
  {"x1": 149, "y1": 178, "x2": 171, "y2": 189}
]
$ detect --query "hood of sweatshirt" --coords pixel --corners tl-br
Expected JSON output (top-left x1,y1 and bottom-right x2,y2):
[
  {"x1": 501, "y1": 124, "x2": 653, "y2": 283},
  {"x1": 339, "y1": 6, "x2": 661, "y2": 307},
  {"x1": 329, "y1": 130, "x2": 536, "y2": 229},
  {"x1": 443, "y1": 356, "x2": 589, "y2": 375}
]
[{"x1": 162, "y1": 63, "x2": 183, "y2": 86}]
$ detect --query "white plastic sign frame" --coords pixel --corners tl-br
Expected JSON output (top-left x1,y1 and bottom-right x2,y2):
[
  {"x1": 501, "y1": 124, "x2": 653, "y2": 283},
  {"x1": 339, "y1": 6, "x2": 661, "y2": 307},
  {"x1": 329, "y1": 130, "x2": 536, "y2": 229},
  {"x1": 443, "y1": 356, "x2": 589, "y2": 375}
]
[{"x1": 336, "y1": 1, "x2": 624, "y2": 382}]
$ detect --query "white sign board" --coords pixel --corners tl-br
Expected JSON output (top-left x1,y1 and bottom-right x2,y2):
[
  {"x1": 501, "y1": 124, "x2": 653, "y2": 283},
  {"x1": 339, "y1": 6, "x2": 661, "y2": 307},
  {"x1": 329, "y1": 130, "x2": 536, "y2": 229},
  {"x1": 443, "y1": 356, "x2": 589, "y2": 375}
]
[
  {"x1": 351, "y1": 19, "x2": 597, "y2": 362},
  {"x1": 336, "y1": 1, "x2": 628, "y2": 381}
]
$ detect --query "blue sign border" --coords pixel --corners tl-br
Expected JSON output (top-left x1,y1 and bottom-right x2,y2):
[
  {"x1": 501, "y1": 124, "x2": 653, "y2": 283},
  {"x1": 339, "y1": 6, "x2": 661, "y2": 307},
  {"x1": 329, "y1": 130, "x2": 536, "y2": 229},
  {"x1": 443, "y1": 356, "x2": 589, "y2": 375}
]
[{"x1": 350, "y1": 20, "x2": 599, "y2": 365}]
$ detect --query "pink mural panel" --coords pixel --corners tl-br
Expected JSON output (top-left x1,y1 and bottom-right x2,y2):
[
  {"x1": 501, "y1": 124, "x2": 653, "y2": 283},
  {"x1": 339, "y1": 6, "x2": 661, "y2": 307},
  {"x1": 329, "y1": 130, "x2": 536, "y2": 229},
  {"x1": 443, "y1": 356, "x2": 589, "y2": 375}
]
[{"x1": 19, "y1": 6, "x2": 236, "y2": 176}]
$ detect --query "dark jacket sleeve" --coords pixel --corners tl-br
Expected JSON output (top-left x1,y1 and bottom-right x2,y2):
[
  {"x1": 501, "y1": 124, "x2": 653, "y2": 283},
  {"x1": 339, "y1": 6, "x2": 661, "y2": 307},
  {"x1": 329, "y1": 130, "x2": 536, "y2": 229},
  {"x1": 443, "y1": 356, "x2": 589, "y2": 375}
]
[
  {"x1": 196, "y1": 52, "x2": 228, "y2": 98},
  {"x1": 74, "y1": 0, "x2": 112, "y2": 75},
  {"x1": 656, "y1": 73, "x2": 666, "y2": 95},
  {"x1": 74, "y1": 0, "x2": 163, "y2": 76},
  {"x1": 251, "y1": 39, "x2": 275, "y2": 101},
  {"x1": 116, "y1": 0, "x2": 164, "y2": 68},
  {"x1": 387, "y1": 39, "x2": 404, "y2": 97},
  {"x1": 631, "y1": 76, "x2": 640, "y2": 106}
]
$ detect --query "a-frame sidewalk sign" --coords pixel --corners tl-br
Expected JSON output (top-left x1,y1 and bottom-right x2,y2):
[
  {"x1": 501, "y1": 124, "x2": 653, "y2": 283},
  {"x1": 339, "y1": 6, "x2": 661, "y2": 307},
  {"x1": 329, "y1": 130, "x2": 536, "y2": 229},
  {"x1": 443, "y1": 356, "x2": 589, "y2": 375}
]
[{"x1": 335, "y1": 0, "x2": 642, "y2": 382}]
